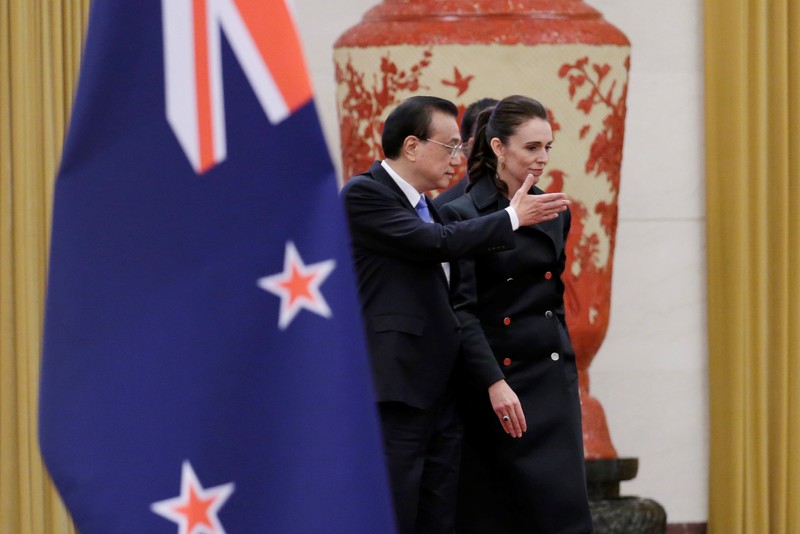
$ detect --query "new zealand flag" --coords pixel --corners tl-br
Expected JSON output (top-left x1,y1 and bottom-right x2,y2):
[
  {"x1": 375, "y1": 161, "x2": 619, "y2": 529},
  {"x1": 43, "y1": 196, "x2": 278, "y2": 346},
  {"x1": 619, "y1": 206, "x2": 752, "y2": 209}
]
[{"x1": 38, "y1": 1, "x2": 395, "y2": 532}]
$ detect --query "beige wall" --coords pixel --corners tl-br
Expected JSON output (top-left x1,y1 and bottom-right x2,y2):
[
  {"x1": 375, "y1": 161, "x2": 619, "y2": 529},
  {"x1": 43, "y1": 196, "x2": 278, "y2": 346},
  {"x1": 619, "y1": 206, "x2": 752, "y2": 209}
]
[
  {"x1": 584, "y1": 0, "x2": 707, "y2": 523},
  {"x1": 291, "y1": 0, "x2": 708, "y2": 524}
]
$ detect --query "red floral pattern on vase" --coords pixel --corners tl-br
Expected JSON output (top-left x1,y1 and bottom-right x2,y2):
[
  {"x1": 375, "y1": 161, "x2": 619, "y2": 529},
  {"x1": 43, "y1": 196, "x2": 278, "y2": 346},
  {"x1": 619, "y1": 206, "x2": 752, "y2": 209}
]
[
  {"x1": 336, "y1": 50, "x2": 433, "y2": 180},
  {"x1": 336, "y1": 50, "x2": 473, "y2": 188},
  {"x1": 547, "y1": 55, "x2": 630, "y2": 458}
]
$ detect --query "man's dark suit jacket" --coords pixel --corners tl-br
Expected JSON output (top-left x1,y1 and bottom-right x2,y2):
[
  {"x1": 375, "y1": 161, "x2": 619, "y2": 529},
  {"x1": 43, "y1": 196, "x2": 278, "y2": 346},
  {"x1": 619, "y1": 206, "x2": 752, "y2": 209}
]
[{"x1": 341, "y1": 161, "x2": 516, "y2": 409}]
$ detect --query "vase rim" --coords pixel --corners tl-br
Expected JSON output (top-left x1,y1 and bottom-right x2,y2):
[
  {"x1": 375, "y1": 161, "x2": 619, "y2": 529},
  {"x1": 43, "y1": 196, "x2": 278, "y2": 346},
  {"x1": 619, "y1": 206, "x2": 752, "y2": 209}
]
[
  {"x1": 365, "y1": 12, "x2": 600, "y2": 22},
  {"x1": 364, "y1": 0, "x2": 603, "y2": 21}
]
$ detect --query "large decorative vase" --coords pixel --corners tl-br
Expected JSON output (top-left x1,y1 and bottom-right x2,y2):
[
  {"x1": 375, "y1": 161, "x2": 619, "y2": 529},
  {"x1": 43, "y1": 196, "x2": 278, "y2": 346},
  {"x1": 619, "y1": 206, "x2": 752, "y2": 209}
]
[{"x1": 334, "y1": 0, "x2": 629, "y2": 461}]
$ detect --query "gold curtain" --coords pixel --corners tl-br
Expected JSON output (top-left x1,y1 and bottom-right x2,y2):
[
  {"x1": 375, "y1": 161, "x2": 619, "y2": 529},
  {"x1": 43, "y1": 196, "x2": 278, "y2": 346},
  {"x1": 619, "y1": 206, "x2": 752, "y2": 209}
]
[
  {"x1": 705, "y1": 0, "x2": 800, "y2": 532},
  {"x1": 0, "y1": 1, "x2": 90, "y2": 532}
]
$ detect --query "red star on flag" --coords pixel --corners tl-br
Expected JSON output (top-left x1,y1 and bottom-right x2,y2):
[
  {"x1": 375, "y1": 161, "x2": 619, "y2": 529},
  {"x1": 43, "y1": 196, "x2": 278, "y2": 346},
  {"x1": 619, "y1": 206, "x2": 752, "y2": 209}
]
[
  {"x1": 151, "y1": 461, "x2": 235, "y2": 534},
  {"x1": 257, "y1": 240, "x2": 336, "y2": 329}
]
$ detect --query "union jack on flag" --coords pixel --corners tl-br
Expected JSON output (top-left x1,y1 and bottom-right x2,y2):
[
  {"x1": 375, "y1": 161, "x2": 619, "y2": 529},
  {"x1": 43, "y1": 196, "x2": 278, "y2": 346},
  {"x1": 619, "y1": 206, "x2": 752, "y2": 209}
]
[{"x1": 39, "y1": 1, "x2": 395, "y2": 532}]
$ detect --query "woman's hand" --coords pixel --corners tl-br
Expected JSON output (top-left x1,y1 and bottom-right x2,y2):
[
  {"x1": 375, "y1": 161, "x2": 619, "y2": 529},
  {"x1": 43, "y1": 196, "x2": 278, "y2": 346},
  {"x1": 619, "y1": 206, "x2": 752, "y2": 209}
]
[{"x1": 489, "y1": 380, "x2": 526, "y2": 438}]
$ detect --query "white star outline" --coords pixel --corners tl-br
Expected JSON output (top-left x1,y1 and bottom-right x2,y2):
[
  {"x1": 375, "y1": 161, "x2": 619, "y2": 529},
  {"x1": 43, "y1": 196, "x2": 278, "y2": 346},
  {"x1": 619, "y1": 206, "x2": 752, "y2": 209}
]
[
  {"x1": 257, "y1": 240, "x2": 336, "y2": 330},
  {"x1": 150, "y1": 461, "x2": 235, "y2": 534}
]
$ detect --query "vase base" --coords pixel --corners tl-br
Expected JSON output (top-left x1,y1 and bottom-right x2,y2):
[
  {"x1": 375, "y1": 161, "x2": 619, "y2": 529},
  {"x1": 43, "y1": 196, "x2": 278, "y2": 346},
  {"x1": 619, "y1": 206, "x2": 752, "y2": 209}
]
[
  {"x1": 590, "y1": 496, "x2": 667, "y2": 534},
  {"x1": 586, "y1": 458, "x2": 667, "y2": 534}
]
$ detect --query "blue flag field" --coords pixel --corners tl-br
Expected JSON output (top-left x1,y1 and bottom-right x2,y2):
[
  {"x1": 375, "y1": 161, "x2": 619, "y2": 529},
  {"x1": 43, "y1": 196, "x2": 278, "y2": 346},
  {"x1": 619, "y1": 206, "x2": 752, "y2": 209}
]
[{"x1": 38, "y1": 1, "x2": 395, "y2": 532}]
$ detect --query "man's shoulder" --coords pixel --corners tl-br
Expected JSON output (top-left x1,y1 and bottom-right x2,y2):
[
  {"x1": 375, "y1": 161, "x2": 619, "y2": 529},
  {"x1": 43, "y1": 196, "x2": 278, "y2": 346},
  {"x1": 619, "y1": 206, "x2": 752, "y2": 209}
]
[
  {"x1": 341, "y1": 172, "x2": 371, "y2": 190},
  {"x1": 342, "y1": 162, "x2": 387, "y2": 195},
  {"x1": 432, "y1": 177, "x2": 468, "y2": 208},
  {"x1": 443, "y1": 193, "x2": 474, "y2": 210},
  {"x1": 439, "y1": 192, "x2": 479, "y2": 221},
  {"x1": 341, "y1": 172, "x2": 393, "y2": 199}
]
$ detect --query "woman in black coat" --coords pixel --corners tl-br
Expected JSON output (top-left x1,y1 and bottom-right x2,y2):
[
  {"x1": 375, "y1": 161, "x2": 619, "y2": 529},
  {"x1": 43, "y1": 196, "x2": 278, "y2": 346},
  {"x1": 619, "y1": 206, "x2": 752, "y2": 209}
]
[{"x1": 440, "y1": 95, "x2": 592, "y2": 533}]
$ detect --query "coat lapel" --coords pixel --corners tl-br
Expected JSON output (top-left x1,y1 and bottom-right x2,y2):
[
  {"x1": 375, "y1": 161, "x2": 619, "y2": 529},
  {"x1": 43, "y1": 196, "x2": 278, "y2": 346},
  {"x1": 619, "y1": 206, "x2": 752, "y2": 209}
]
[
  {"x1": 369, "y1": 161, "x2": 452, "y2": 288},
  {"x1": 367, "y1": 161, "x2": 417, "y2": 213},
  {"x1": 468, "y1": 176, "x2": 564, "y2": 258},
  {"x1": 532, "y1": 212, "x2": 565, "y2": 258},
  {"x1": 425, "y1": 197, "x2": 453, "y2": 288}
]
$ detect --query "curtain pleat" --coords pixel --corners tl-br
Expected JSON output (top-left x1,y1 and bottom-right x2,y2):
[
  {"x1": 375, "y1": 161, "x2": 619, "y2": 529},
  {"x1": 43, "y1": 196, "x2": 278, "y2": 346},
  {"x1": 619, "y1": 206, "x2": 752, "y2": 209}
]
[
  {"x1": 0, "y1": 1, "x2": 89, "y2": 532},
  {"x1": 705, "y1": 0, "x2": 800, "y2": 532}
]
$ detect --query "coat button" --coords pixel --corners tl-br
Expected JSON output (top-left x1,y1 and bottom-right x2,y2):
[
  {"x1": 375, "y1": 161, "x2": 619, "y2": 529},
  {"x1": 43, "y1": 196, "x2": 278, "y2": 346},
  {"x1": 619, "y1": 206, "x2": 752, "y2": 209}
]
[
  {"x1": 503, "y1": 317, "x2": 511, "y2": 326},
  {"x1": 503, "y1": 358, "x2": 512, "y2": 366},
  {"x1": 551, "y1": 352, "x2": 560, "y2": 361},
  {"x1": 545, "y1": 310, "x2": 554, "y2": 319},
  {"x1": 544, "y1": 271, "x2": 553, "y2": 280}
]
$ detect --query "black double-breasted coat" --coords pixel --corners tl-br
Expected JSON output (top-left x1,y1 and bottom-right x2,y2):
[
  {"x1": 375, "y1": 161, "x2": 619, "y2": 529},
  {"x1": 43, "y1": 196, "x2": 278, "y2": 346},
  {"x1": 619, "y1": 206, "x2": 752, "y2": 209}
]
[{"x1": 440, "y1": 175, "x2": 593, "y2": 534}]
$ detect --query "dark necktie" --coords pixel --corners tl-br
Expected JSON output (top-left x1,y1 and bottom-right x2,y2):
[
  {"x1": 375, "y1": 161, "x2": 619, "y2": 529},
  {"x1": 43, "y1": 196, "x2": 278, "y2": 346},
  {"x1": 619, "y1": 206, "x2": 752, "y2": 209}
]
[{"x1": 416, "y1": 196, "x2": 433, "y2": 223}]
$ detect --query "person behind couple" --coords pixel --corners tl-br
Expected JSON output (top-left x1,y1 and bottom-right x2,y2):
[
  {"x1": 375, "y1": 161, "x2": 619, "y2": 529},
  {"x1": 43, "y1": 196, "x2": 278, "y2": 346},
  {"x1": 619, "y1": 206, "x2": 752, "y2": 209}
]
[
  {"x1": 439, "y1": 94, "x2": 593, "y2": 533},
  {"x1": 433, "y1": 97, "x2": 499, "y2": 209},
  {"x1": 340, "y1": 95, "x2": 569, "y2": 534}
]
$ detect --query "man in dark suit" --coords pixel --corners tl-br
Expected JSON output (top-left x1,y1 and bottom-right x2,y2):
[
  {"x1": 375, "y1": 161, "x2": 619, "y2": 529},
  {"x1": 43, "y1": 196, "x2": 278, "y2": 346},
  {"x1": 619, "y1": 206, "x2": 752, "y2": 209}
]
[
  {"x1": 340, "y1": 96, "x2": 569, "y2": 534},
  {"x1": 433, "y1": 97, "x2": 498, "y2": 209}
]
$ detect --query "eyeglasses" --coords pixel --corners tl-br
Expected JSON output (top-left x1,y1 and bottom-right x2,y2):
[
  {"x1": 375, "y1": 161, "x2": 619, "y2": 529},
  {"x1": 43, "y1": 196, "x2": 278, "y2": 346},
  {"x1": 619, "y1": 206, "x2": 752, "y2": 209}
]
[{"x1": 423, "y1": 138, "x2": 464, "y2": 158}]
